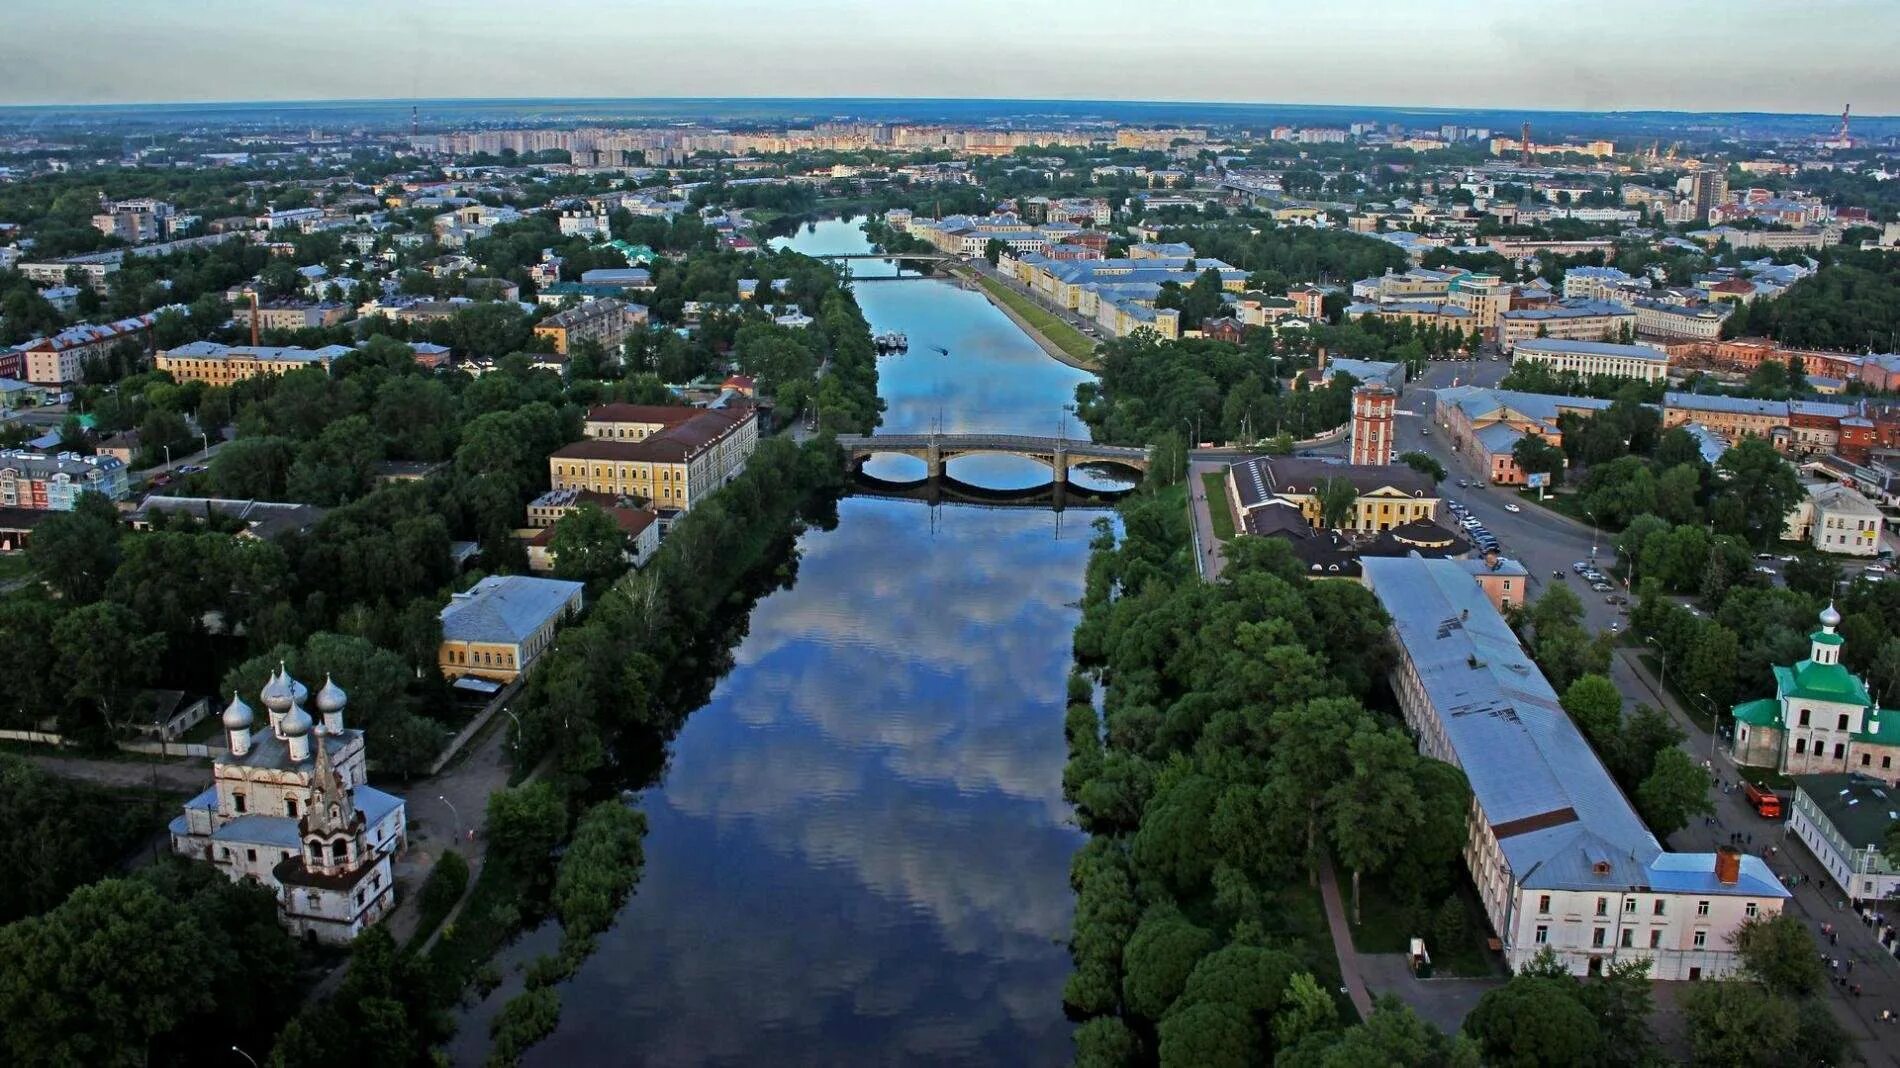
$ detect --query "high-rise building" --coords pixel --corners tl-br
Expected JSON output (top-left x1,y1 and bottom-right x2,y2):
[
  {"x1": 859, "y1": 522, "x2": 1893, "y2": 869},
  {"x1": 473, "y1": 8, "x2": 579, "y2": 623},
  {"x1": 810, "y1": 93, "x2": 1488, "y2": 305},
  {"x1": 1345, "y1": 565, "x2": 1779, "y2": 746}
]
[
  {"x1": 1350, "y1": 383, "x2": 1398, "y2": 465},
  {"x1": 1690, "y1": 166, "x2": 1729, "y2": 224}
]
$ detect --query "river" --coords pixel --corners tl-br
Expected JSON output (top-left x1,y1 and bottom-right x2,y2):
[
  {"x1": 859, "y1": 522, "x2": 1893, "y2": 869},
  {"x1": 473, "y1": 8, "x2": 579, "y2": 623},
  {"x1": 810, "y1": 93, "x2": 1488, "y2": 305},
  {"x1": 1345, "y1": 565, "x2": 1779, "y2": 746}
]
[{"x1": 454, "y1": 217, "x2": 1118, "y2": 1066}]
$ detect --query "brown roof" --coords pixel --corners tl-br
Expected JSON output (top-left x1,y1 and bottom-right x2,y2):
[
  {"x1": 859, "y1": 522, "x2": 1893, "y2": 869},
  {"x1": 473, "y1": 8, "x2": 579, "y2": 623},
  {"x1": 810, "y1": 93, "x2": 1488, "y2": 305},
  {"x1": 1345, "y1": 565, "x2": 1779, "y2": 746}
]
[
  {"x1": 554, "y1": 407, "x2": 752, "y2": 464},
  {"x1": 586, "y1": 403, "x2": 700, "y2": 426}
]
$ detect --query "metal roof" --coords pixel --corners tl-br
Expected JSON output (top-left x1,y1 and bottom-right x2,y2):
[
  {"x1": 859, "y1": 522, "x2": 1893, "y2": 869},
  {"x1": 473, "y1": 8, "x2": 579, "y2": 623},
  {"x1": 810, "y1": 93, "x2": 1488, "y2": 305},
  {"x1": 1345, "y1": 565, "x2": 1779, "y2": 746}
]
[
  {"x1": 1361, "y1": 557, "x2": 1787, "y2": 898},
  {"x1": 440, "y1": 575, "x2": 584, "y2": 645}
]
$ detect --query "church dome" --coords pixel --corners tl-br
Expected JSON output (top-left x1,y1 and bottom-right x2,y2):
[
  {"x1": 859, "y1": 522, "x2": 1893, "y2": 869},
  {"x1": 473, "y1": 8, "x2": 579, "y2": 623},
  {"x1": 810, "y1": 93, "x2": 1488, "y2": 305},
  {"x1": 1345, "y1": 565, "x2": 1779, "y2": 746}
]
[
  {"x1": 221, "y1": 692, "x2": 255, "y2": 730},
  {"x1": 287, "y1": 674, "x2": 309, "y2": 706},
  {"x1": 260, "y1": 667, "x2": 293, "y2": 713},
  {"x1": 281, "y1": 703, "x2": 313, "y2": 738},
  {"x1": 1820, "y1": 602, "x2": 1842, "y2": 629},
  {"x1": 315, "y1": 675, "x2": 348, "y2": 714}
]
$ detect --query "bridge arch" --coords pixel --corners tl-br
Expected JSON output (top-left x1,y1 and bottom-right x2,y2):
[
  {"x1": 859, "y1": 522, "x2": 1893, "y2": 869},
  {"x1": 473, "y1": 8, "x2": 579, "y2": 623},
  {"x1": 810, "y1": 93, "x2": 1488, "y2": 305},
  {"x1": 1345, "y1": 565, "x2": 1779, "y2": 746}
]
[{"x1": 835, "y1": 433, "x2": 1150, "y2": 486}]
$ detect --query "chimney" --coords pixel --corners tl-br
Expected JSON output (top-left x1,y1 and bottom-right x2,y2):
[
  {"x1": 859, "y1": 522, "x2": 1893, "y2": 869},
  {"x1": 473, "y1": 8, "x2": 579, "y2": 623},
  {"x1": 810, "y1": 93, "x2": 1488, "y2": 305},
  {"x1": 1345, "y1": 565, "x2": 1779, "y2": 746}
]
[
  {"x1": 249, "y1": 291, "x2": 260, "y2": 347},
  {"x1": 1714, "y1": 848, "x2": 1741, "y2": 886},
  {"x1": 1316, "y1": 346, "x2": 1329, "y2": 371}
]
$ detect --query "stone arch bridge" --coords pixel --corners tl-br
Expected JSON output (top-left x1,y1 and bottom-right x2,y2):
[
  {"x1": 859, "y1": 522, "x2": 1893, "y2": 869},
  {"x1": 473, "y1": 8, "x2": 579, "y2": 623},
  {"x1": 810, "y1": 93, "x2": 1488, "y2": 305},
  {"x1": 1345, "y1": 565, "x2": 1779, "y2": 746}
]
[{"x1": 835, "y1": 434, "x2": 1150, "y2": 484}]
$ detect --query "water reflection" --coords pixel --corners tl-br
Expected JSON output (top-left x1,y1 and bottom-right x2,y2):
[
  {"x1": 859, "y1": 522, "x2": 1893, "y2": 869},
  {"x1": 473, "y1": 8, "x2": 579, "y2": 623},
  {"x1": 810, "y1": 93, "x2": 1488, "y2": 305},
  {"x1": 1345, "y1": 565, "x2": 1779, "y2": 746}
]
[{"x1": 485, "y1": 218, "x2": 1102, "y2": 1066}]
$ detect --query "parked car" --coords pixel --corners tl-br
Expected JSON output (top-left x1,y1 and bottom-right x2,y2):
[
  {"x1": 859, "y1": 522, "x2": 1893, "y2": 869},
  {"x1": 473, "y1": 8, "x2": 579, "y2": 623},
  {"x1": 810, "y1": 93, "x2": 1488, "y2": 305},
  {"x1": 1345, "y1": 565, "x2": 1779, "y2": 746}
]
[
  {"x1": 1605, "y1": 594, "x2": 1627, "y2": 605},
  {"x1": 1503, "y1": 503, "x2": 1521, "y2": 513},
  {"x1": 1573, "y1": 561, "x2": 1592, "y2": 573},
  {"x1": 1752, "y1": 565, "x2": 1776, "y2": 575},
  {"x1": 1591, "y1": 581, "x2": 1613, "y2": 593}
]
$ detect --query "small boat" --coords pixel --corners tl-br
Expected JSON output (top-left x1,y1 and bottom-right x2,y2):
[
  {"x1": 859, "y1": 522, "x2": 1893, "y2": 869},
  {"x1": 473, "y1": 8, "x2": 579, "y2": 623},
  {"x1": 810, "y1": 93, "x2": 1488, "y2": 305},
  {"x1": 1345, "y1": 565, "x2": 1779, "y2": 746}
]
[{"x1": 933, "y1": 345, "x2": 949, "y2": 356}]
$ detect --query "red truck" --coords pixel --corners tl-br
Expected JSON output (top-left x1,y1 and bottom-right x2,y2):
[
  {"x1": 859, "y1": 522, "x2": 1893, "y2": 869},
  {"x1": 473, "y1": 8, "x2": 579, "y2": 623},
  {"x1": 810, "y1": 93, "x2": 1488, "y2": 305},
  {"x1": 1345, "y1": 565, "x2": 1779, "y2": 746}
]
[{"x1": 1744, "y1": 781, "x2": 1783, "y2": 819}]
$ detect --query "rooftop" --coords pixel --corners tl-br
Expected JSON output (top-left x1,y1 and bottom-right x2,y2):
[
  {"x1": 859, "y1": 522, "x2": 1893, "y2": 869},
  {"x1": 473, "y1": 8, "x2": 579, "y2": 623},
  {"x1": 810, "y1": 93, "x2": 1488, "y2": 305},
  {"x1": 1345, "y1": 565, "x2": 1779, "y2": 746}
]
[
  {"x1": 1511, "y1": 338, "x2": 1668, "y2": 363},
  {"x1": 1361, "y1": 556, "x2": 1786, "y2": 898},
  {"x1": 440, "y1": 575, "x2": 585, "y2": 645},
  {"x1": 1791, "y1": 774, "x2": 1900, "y2": 852}
]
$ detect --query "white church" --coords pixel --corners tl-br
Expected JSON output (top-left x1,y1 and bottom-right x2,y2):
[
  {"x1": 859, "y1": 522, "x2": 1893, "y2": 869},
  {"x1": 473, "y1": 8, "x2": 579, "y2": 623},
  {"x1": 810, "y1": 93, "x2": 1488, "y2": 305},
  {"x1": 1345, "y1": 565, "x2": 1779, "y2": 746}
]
[{"x1": 169, "y1": 667, "x2": 409, "y2": 944}]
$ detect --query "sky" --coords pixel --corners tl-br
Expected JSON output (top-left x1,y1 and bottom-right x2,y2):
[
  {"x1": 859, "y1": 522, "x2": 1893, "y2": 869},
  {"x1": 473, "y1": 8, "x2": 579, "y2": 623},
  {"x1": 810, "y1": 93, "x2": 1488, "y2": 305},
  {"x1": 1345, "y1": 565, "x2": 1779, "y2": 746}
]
[{"x1": 1, "y1": 0, "x2": 1895, "y2": 114}]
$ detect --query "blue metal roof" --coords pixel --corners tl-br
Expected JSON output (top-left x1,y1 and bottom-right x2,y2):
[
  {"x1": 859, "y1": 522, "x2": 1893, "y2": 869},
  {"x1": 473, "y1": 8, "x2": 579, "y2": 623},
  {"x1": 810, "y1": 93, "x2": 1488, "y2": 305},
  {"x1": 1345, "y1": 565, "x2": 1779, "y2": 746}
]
[
  {"x1": 440, "y1": 575, "x2": 585, "y2": 645},
  {"x1": 212, "y1": 814, "x2": 304, "y2": 849}
]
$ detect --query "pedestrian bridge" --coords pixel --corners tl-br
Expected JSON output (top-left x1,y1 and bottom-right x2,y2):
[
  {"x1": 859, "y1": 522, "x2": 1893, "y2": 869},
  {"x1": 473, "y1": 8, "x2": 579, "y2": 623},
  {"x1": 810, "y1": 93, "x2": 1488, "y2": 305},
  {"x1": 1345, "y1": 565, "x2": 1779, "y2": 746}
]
[{"x1": 835, "y1": 433, "x2": 1150, "y2": 484}]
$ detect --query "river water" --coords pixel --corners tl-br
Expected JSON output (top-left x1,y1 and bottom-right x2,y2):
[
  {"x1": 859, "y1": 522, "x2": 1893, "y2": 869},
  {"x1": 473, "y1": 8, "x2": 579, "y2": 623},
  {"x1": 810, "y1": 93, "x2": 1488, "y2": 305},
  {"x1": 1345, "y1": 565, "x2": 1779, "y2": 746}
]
[{"x1": 464, "y1": 218, "x2": 1118, "y2": 1066}]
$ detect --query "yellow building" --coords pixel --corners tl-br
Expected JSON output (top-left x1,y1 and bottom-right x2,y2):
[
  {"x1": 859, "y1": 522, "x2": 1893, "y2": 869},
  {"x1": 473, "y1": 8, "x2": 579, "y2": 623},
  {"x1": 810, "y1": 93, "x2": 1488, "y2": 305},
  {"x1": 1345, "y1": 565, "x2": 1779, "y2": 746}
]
[
  {"x1": 156, "y1": 341, "x2": 344, "y2": 386},
  {"x1": 533, "y1": 298, "x2": 648, "y2": 356},
  {"x1": 549, "y1": 405, "x2": 758, "y2": 513},
  {"x1": 437, "y1": 575, "x2": 585, "y2": 684},
  {"x1": 1226, "y1": 456, "x2": 1441, "y2": 534}
]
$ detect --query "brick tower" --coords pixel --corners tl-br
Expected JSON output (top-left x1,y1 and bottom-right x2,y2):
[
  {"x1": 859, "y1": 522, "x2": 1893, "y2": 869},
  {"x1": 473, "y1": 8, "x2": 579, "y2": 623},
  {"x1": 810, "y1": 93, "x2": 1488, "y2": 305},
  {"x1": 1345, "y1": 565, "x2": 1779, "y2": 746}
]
[{"x1": 1350, "y1": 382, "x2": 1397, "y2": 466}]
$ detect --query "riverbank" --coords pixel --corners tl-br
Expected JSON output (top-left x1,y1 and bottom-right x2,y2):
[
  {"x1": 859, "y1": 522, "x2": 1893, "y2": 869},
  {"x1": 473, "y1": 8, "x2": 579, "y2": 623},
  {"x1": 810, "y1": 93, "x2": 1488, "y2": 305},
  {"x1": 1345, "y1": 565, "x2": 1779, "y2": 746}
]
[{"x1": 957, "y1": 268, "x2": 1103, "y2": 372}]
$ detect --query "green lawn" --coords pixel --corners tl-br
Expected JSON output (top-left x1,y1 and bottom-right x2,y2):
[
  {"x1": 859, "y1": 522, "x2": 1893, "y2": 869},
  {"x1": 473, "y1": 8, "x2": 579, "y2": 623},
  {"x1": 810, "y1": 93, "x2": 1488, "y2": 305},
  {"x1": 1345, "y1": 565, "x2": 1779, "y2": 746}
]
[
  {"x1": 1201, "y1": 472, "x2": 1236, "y2": 542},
  {"x1": 973, "y1": 275, "x2": 1099, "y2": 364},
  {"x1": 0, "y1": 554, "x2": 32, "y2": 581}
]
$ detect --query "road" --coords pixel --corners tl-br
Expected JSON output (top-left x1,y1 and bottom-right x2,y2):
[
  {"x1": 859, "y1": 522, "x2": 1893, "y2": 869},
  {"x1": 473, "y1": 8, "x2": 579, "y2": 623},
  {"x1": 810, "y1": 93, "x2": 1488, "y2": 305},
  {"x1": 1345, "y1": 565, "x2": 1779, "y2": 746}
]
[{"x1": 1395, "y1": 359, "x2": 1630, "y2": 634}]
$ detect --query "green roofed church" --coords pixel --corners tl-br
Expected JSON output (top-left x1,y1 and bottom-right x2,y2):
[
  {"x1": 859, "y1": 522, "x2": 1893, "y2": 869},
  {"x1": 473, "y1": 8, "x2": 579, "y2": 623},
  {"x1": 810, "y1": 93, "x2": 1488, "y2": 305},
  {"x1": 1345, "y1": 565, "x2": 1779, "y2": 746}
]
[{"x1": 1731, "y1": 604, "x2": 1900, "y2": 784}]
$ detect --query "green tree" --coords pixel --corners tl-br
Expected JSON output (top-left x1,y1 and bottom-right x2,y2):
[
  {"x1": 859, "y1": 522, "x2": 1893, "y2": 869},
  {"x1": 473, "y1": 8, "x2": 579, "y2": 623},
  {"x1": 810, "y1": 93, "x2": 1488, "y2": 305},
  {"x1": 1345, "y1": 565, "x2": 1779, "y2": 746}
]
[
  {"x1": 52, "y1": 601, "x2": 165, "y2": 742},
  {"x1": 1397, "y1": 451, "x2": 1446, "y2": 482},
  {"x1": 548, "y1": 504, "x2": 630, "y2": 590},
  {"x1": 485, "y1": 781, "x2": 569, "y2": 882},
  {"x1": 1733, "y1": 913, "x2": 1826, "y2": 996},
  {"x1": 1121, "y1": 905, "x2": 1216, "y2": 1021},
  {"x1": 1158, "y1": 1001, "x2": 1255, "y2": 1068},
  {"x1": 1314, "y1": 476, "x2": 1359, "y2": 530},
  {"x1": 983, "y1": 237, "x2": 1007, "y2": 266},
  {"x1": 1714, "y1": 437, "x2": 1802, "y2": 548},
  {"x1": 26, "y1": 491, "x2": 123, "y2": 603},
  {"x1": 1559, "y1": 674, "x2": 1622, "y2": 747},
  {"x1": 1636, "y1": 747, "x2": 1712, "y2": 836},
  {"x1": 1328, "y1": 726, "x2": 1425, "y2": 924},
  {"x1": 1510, "y1": 434, "x2": 1566, "y2": 482},
  {"x1": 1680, "y1": 623, "x2": 1741, "y2": 709},
  {"x1": 0, "y1": 877, "x2": 204, "y2": 1066},
  {"x1": 1074, "y1": 1016, "x2": 1142, "y2": 1067},
  {"x1": 1273, "y1": 972, "x2": 1339, "y2": 1048},
  {"x1": 1463, "y1": 972, "x2": 1604, "y2": 1067}
]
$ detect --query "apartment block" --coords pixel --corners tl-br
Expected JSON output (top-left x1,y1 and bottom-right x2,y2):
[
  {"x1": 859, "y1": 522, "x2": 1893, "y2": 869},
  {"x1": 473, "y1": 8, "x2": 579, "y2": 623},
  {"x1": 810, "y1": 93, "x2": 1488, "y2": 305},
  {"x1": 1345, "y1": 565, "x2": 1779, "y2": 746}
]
[
  {"x1": 156, "y1": 341, "x2": 346, "y2": 386},
  {"x1": 533, "y1": 298, "x2": 649, "y2": 356},
  {"x1": 550, "y1": 405, "x2": 758, "y2": 513}
]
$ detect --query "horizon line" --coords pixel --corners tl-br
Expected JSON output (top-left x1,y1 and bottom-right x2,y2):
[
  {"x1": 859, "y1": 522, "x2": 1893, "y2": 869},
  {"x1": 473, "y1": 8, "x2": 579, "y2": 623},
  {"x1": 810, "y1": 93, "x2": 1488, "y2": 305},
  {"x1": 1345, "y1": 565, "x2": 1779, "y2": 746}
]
[{"x1": 0, "y1": 93, "x2": 1885, "y2": 122}]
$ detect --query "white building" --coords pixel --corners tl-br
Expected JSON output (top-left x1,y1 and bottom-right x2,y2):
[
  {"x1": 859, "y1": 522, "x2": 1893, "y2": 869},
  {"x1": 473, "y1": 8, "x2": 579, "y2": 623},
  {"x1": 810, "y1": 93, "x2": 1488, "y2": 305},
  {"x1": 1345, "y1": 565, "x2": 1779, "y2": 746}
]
[
  {"x1": 1787, "y1": 774, "x2": 1900, "y2": 905},
  {"x1": 1730, "y1": 605, "x2": 1900, "y2": 782},
  {"x1": 169, "y1": 670, "x2": 407, "y2": 945},
  {"x1": 1781, "y1": 482, "x2": 1884, "y2": 557},
  {"x1": 1362, "y1": 556, "x2": 1789, "y2": 980},
  {"x1": 1511, "y1": 338, "x2": 1670, "y2": 384}
]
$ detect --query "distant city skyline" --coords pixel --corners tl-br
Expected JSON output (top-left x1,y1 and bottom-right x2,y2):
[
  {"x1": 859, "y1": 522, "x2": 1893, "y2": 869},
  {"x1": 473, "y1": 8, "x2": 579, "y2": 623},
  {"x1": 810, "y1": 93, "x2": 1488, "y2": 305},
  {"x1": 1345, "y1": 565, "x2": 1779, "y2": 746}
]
[{"x1": 0, "y1": 0, "x2": 1896, "y2": 114}]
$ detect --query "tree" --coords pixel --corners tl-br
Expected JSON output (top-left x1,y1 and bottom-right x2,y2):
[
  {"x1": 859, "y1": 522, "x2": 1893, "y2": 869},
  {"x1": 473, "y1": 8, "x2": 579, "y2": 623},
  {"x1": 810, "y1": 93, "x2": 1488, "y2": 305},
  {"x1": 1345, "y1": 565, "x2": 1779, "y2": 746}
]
[
  {"x1": 26, "y1": 491, "x2": 123, "y2": 603},
  {"x1": 1733, "y1": 914, "x2": 1825, "y2": 996},
  {"x1": 1158, "y1": 1001, "x2": 1255, "y2": 1068},
  {"x1": 1636, "y1": 747, "x2": 1712, "y2": 836},
  {"x1": 1680, "y1": 623, "x2": 1741, "y2": 710},
  {"x1": 1510, "y1": 434, "x2": 1565, "y2": 482},
  {"x1": 1074, "y1": 1016, "x2": 1142, "y2": 1067},
  {"x1": 982, "y1": 237, "x2": 1007, "y2": 266},
  {"x1": 1782, "y1": 554, "x2": 1841, "y2": 600},
  {"x1": 1559, "y1": 674, "x2": 1622, "y2": 747},
  {"x1": 1273, "y1": 972, "x2": 1339, "y2": 1048},
  {"x1": 1463, "y1": 973, "x2": 1605, "y2": 1067},
  {"x1": 1314, "y1": 476, "x2": 1359, "y2": 530},
  {"x1": 1328, "y1": 726, "x2": 1424, "y2": 923},
  {"x1": 52, "y1": 602, "x2": 164, "y2": 743},
  {"x1": 1714, "y1": 438, "x2": 1802, "y2": 548},
  {"x1": 1120, "y1": 905, "x2": 1215, "y2": 1021},
  {"x1": 549, "y1": 504, "x2": 629, "y2": 590},
  {"x1": 0, "y1": 877, "x2": 205, "y2": 1066},
  {"x1": 1281, "y1": 998, "x2": 1478, "y2": 1068},
  {"x1": 1679, "y1": 981, "x2": 1810, "y2": 1068},
  {"x1": 485, "y1": 781, "x2": 569, "y2": 881},
  {"x1": 1397, "y1": 451, "x2": 1446, "y2": 482}
]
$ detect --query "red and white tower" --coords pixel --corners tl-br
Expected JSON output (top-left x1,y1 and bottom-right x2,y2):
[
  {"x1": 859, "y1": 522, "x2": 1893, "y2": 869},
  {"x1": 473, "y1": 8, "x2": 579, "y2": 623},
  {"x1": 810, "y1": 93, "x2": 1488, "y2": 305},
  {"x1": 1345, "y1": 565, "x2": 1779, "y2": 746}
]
[{"x1": 1350, "y1": 382, "x2": 1398, "y2": 466}]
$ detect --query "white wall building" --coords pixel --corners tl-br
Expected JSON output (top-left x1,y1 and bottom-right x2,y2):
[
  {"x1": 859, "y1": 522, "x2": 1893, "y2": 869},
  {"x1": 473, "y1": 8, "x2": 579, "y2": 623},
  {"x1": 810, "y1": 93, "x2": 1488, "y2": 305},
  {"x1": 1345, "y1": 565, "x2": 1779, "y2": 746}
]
[
  {"x1": 170, "y1": 670, "x2": 407, "y2": 945},
  {"x1": 1362, "y1": 556, "x2": 1789, "y2": 980},
  {"x1": 1511, "y1": 338, "x2": 1670, "y2": 383},
  {"x1": 1787, "y1": 774, "x2": 1900, "y2": 905}
]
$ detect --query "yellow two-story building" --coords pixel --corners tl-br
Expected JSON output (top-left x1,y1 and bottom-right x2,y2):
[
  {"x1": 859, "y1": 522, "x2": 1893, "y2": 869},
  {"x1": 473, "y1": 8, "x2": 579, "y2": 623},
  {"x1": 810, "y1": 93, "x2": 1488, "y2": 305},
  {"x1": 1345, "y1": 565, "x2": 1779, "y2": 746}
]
[
  {"x1": 548, "y1": 404, "x2": 758, "y2": 513},
  {"x1": 437, "y1": 575, "x2": 585, "y2": 684}
]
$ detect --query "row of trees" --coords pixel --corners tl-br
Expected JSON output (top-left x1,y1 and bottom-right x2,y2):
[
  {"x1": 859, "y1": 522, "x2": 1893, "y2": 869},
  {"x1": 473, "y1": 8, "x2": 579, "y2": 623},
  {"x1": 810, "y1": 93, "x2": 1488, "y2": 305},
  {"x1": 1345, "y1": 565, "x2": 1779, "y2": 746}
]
[{"x1": 1061, "y1": 487, "x2": 1475, "y2": 1065}]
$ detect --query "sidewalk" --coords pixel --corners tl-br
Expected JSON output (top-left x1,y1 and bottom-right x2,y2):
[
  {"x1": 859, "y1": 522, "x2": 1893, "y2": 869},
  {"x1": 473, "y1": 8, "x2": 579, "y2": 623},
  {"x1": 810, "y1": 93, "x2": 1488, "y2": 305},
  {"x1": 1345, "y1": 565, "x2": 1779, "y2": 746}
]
[
  {"x1": 1316, "y1": 853, "x2": 1376, "y2": 1021},
  {"x1": 1616, "y1": 648, "x2": 1900, "y2": 1064},
  {"x1": 1185, "y1": 457, "x2": 1230, "y2": 582}
]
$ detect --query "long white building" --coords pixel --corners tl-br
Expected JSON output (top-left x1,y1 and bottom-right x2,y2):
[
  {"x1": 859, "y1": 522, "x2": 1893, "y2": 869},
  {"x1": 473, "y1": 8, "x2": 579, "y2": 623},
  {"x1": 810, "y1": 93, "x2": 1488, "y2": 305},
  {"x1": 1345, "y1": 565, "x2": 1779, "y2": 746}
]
[
  {"x1": 1510, "y1": 337, "x2": 1671, "y2": 383},
  {"x1": 1361, "y1": 557, "x2": 1788, "y2": 980}
]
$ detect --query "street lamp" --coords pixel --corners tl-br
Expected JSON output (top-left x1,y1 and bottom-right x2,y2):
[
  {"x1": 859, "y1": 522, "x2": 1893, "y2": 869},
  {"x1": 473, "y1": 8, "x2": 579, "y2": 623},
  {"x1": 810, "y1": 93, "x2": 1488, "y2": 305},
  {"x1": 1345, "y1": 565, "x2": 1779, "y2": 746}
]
[
  {"x1": 1696, "y1": 692, "x2": 1721, "y2": 764},
  {"x1": 504, "y1": 707, "x2": 521, "y2": 752},
  {"x1": 162, "y1": 444, "x2": 171, "y2": 470},
  {"x1": 1582, "y1": 508, "x2": 1600, "y2": 562},
  {"x1": 1646, "y1": 636, "x2": 1668, "y2": 692},
  {"x1": 232, "y1": 1047, "x2": 259, "y2": 1068},
  {"x1": 438, "y1": 794, "x2": 461, "y2": 837}
]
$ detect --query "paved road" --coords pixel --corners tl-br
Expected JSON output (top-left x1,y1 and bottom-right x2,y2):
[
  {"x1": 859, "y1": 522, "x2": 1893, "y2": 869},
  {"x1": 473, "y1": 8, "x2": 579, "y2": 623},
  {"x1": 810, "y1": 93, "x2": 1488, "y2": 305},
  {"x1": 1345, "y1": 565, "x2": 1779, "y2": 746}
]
[
  {"x1": 25, "y1": 752, "x2": 210, "y2": 792},
  {"x1": 1397, "y1": 360, "x2": 1628, "y2": 634},
  {"x1": 1186, "y1": 457, "x2": 1232, "y2": 581},
  {"x1": 1317, "y1": 853, "x2": 1376, "y2": 1021}
]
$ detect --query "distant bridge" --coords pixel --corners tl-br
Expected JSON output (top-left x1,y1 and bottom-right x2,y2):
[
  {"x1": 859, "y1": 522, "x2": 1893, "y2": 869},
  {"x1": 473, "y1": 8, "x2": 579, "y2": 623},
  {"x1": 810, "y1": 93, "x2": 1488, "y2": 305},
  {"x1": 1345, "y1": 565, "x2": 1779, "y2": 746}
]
[
  {"x1": 825, "y1": 252, "x2": 956, "y2": 263},
  {"x1": 836, "y1": 433, "x2": 1150, "y2": 484}
]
